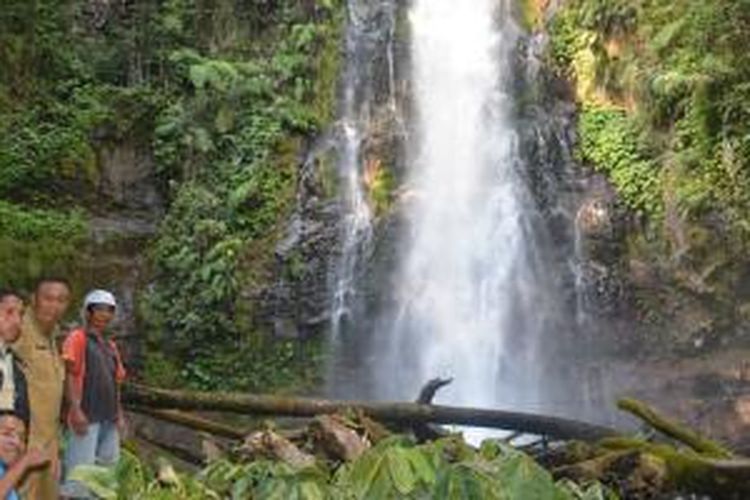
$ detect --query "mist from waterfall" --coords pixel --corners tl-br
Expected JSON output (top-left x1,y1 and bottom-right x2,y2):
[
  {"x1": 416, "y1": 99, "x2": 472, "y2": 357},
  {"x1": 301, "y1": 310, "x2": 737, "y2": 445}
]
[
  {"x1": 327, "y1": 0, "x2": 579, "y2": 419},
  {"x1": 369, "y1": 0, "x2": 563, "y2": 411}
]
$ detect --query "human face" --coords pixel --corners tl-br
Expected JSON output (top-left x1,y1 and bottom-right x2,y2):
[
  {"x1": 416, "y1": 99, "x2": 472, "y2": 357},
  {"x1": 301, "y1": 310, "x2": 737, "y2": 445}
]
[
  {"x1": 0, "y1": 296, "x2": 23, "y2": 343},
  {"x1": 32, "y1": 282, "x2": 71, "y2": 332},
  {"x1": 0, "y1": 415, "x2": 25, "y2": 466},
  {"x1": 86, "y1": 304, "x2": 115, "y2": 333}
]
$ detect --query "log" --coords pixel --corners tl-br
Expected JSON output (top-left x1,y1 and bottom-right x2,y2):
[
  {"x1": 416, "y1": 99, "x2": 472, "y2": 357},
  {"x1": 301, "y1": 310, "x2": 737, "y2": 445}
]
[
  {"x1": 553, "y1": 449, "x2": 669, "y2": 498},
  {"x1": 123, "y1": 383, "x2": 619, "y2": 442},
  {"x1": 128, "y1": 436, "x2": 200, "y2": 473},
  {"x1": 131, "y1": 407, "x2": 247, "y2": 440},
  {"x1": 413, "y1": 378, "x2": 453, "y2": 441},
  {"x1": 617, "y1": 398, "x2": 734, "y2": 459},
  {"x1": 599, "y1": 437, "x2": 750, "y2": 496},
  {"x1": 133, "y1": 430, "x2": 205, "y2": 466}
]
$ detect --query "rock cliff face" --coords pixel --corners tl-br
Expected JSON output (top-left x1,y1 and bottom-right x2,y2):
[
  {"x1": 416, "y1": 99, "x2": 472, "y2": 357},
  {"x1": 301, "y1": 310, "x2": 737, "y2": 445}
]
[
  {"x1": 83, "y1": 134, "x2": 163, "y2": 344},
  {"x1": 1, "y1": 0, "x2": 346, "y2": 371},
  {"x1": 538, "y1": 0, "x2": 750, "y2": 360},
  {"x1": 253, "y1": 144, "x2": 342, "y2": 340},
  {"x1": 528, "y1": 0, "x2": 750, "y2": 447},
  {"x1": 257, "y1": 0, "x2": 409, "y2": 344}
]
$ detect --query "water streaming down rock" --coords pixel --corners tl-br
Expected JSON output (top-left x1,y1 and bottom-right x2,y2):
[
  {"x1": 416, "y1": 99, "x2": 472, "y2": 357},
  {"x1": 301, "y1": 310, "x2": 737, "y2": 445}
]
[
  {"x1": 329, "y1": 0, "x2": 401, "y2": 341},
  {"x1": 328, "y1": 0, "x2": 598, "y2": 420},
  {"x1": 369, "y1": 0, "x2": 566, "y2": 410}
]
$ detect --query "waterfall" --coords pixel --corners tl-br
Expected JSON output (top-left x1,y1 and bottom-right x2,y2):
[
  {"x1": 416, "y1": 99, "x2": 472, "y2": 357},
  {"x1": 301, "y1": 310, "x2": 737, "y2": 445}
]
[
  {"x1": 330, "y1": 0, "x2": 398, "y2": 340},
  {"x1": 329, "y1": 0, "x2": 579, "y2": 419},
  {"x1": 369, "y1": 0, "x2": 559, "y2": 410}
]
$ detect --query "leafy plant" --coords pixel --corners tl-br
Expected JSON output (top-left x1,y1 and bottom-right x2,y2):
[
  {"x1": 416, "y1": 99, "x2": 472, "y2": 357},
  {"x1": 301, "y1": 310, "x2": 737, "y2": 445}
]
[
  {"x1": 141, "y1": 3, "x2": 345, "y2": 390},
  {"x1": 73, "y1": 436, "x2": 619, "y2": 499},
  {"x1": 550, "y1": 0, "x2": 750, "y2": 239},
  {"x1": 577, "y1": 106, "x2": 662, "y2": 217}
]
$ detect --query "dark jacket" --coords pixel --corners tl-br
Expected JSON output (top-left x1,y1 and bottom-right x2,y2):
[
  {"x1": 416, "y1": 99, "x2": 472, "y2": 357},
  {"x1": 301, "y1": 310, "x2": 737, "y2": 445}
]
[{"x1": 0, "y1": 353, "x2": 30, "y2": 427}]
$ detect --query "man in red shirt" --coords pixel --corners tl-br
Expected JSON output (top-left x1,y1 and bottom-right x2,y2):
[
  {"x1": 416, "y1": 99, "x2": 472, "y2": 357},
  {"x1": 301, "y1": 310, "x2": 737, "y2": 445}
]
[{"x1": 60, "y1": 290, "x2": 126, "y2": 498}]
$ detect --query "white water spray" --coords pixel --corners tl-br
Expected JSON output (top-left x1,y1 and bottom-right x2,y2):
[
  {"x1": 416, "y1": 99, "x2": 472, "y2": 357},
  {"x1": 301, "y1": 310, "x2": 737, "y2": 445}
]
[{"x1": 373, "y1": 0, "x2": 559, "y2": 411}]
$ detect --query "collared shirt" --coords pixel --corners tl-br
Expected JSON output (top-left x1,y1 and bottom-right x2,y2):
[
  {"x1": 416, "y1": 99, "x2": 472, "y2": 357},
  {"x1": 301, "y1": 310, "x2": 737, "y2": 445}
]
[
  {"x1": 12, "y1": 312, "x2": 64, "y2": 448},
  {"x1": 0, "y1": 345, "x2": 28, "y2": 434},
  {"x1": 0, "y1": 345, "x2": 15, "y2": 412},
  {"x1": 62, "y1": 328, "x2": 126, "y2": 425}
]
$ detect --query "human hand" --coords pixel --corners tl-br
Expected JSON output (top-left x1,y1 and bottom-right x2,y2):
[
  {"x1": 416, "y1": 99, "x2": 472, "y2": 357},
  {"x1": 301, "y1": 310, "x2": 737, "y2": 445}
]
[
  {"x1": 70, "y1": 406, "x2": 89, "y2": 436},
  {"x1": 21, "y1": 447, "x2": 51, "y2": 470}
]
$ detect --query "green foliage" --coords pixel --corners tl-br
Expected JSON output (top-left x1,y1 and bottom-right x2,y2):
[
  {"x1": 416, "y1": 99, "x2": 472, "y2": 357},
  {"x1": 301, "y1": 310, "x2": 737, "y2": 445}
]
[
  {"x1": 142, "y1": 184, "x2": 242, "y2": 351},
  {"x1": 142, "y1": 3, "x2": 345, "y2": 389},
  {"x1": 550, "y1": 0, "x2": 750, "y2": 238},
  {"x1": 577, "y1": 106, "x2": 662, "y2": 216},
  {"x1": 0, "y1": 201, "x2": 87, "y2": 289},
  {"x1": 144, "y1": 12, "x2": 340, "y2": 388},
  {"x1": 0, "y1": 1, "x2": 172, "y2": 303},
  {"x1": 0, "y1": 201, "x2": 86, "y2": 240},
  {"x1": 1, "y1": 0, "x2": 345, "y2": 392},
  {"x1": 573, "y1": 0, "x2": 637, "y2": 36},
  {"x1": 70, "y1": 450, "x2": 220, "y2": 499},
  {"x1": 547, "y1": 8, "x2": 580, "y2": 73},
  {"x1": 75, "y1": 436, "x2": 619, "y2": 500},
  {"x1": 179, "y1": 337, "x2": 326, "y2": 393},
  {"x1": 369, "y1": 166, "x2": 396, "y2": 217},
  {"x1": 142, "y1": 351, "x2": 184, "y2": 389}
]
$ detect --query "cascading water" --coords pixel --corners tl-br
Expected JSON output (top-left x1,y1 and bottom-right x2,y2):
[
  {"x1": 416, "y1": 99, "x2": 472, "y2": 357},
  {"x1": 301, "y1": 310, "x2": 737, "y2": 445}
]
[
  {"x1": 370, "y1": 0, "x2": 562, "y2": 410},
  {"x1": 329, "y1": 0, "x2": 400, "y2": 341},
  {"x1": 329, "y1": 0, "x2": 585, "y2": 421}
]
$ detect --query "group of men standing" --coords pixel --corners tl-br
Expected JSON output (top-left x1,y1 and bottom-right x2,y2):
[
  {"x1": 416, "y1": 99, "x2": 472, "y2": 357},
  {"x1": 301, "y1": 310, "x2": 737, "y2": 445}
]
[{"x1": 0, "y1": 278, "x2": 127, "y2": 499}]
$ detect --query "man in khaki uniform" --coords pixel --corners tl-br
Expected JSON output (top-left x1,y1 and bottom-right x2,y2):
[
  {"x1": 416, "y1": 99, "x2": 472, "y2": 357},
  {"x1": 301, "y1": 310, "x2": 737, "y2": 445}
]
[{"x1": 13, "y1": 278, "x2": 70, "y2": 499}]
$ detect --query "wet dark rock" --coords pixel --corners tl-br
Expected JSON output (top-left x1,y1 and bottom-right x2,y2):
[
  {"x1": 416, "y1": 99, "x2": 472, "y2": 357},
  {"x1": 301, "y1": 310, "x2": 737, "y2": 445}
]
[
  {"x1": 578, "y1": 261, "x2": 627, "y2": 317},
  {"x1": 575, "y1": 176, "x2": 626, "y2": 264},
  {"x1": 252, "y1": 143, "x2": 343, "y2": 339}
]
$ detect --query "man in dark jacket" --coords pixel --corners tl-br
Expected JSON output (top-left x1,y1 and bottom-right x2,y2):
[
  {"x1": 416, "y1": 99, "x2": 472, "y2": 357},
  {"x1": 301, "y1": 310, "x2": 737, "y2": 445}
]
[
  {"x1": 0, "y1": 290, "x2": 29, "y2": 424},
  {"x1": 0, "y1": 290, "x2": 48, "y2": 498}
]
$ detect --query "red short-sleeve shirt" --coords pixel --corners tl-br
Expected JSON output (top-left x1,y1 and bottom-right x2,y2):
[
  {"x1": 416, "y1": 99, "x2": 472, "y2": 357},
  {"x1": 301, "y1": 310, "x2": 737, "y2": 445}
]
[{"x1": 62, "y1": 329, "x2": 126, "y2": 424}]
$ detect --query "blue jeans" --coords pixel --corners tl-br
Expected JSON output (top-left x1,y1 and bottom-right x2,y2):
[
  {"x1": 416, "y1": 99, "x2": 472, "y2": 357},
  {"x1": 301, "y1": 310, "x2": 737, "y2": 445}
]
[{"x1": 61, "y1": 421, "x2": 120, "y2": 498}]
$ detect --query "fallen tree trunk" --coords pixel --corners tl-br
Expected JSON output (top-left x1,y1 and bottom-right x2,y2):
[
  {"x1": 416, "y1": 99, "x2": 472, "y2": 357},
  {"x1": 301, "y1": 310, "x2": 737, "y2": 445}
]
[
  {"x1": 131, "y1": 407, "x2": 247, "y2": 440},
  {"x1": 413, "y1": 377, "x2": 453, "y2": 441},
  {"x1": 123, "y1": 383, "x2": 619, "y2": 442},
  {"x1": 598, "y1": 437, "x2": 750, "y2": 496},
  {"x1": 617, "y1": 398, "x2": 734, "y2": 459}
]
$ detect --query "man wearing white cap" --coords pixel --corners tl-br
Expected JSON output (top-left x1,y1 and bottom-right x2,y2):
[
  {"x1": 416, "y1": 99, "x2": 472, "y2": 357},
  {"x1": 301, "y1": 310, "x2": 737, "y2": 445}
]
[{"x1": 60, "y1": 290, "x2": 126, "y2": 498}]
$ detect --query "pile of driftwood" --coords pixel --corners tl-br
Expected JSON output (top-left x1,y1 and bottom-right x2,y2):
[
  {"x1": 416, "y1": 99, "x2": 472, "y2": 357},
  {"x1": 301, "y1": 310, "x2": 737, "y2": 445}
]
[{"x1": 123, "y1": 381, "x2": 750, "y2": 498}]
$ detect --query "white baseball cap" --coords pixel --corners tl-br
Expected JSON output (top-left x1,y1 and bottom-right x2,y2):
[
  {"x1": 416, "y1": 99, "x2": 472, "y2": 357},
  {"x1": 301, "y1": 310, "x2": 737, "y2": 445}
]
[{"x1": 83, "y1": 289, "x2": 117, "y2": 310}]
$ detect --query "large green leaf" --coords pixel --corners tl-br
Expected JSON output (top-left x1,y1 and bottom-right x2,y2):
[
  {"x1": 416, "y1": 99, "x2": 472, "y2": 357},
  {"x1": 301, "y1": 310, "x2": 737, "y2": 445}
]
[
  {"x1": 491, "y1": 451, "x2": 568, "y2": 500},
  {"x1": 405, "y1": 448, "x2": 436, "y2": 485},
  {"x1": 386, "y1": 447, "x2": 418, "y2": 495},
  {"x1": 433, "y1": 463, "x2": 502, "y2": 500},
  {"x1": 69, "y1": 465, "x2": 118, "y2": 500}
]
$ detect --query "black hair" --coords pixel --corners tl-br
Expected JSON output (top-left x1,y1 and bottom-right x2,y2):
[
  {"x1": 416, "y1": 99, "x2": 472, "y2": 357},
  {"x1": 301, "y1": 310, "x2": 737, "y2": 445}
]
[
  {"x1": 32, "y1": 276, "x2": 71, "y2": 293},
  {"x1": 86, "y1": 303, "x2": 116, "y2": 313},
  {"x1": 0, "y1": 410, "x2": 28, "y2": 430},
  {"x1": 0, "y1": 289, "x2": 20, "y2": 304}
]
